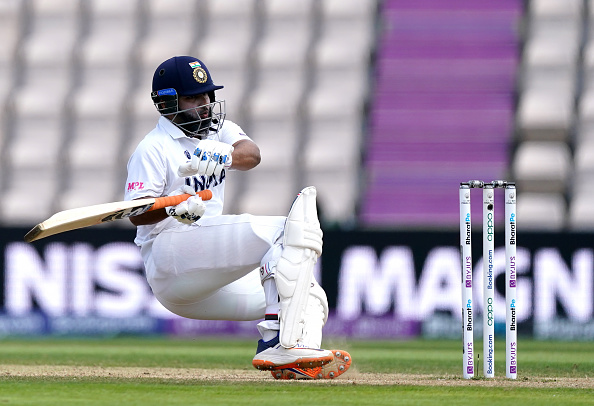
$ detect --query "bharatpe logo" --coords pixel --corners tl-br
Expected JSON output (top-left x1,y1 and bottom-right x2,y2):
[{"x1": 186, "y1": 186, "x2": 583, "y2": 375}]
[
  {"x1": 466, "y1": 299, "x2": 472, "y2": 331},
  {"x1": 465, "y1": 213, "x2": 471, "y2": 245},
  {"x1": 509, "y1": 213, "x2": 516, "y2": 245},
  {"x1": 509, "y1": 299, "x2": 516, "y2": 331}
]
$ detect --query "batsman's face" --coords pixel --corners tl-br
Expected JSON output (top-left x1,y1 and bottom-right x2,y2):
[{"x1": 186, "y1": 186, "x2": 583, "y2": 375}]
[
  {"x1": 177, "y1": 93, "x2": 211, "y2": 121},
  {"x1": 172, "y1": 92, "x2": 216, "y2": 138}
]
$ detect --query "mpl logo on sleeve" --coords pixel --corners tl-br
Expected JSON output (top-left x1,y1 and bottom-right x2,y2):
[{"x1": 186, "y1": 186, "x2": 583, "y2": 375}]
[{"x1": 127, "y1": 182, "x2": 144, "y2": 192}]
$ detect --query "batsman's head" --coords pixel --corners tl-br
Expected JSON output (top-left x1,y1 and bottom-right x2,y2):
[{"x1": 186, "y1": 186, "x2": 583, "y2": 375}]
[{"x1": 151, "y1": 56, "x2": 226, "y2": 138}]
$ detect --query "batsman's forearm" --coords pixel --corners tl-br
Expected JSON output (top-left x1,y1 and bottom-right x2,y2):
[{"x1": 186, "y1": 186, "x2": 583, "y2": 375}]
[
  {"x1": 129, "y1": 208, "x2": 168, "y2": 226},
  {"x1": 231, "y1": 139, "x2": 261, "y2": 171},
  {"x1": 128, "y1": 191, "x2": 212, "y2": 226}
]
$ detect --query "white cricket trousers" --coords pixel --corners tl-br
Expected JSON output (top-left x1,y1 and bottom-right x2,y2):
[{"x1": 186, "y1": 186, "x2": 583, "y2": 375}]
[{"x1": 143, "y1": 214, "x2": 286, "y2": 321}]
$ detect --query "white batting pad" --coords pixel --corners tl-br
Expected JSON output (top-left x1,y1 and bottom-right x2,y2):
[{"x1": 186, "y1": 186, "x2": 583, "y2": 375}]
[
  {"x1": 276, "y1": 187, "x2": 324, "y2": 348},
  {"x1": 300, "y1": 281, "x2": 329, "y2": 349},
  {"x1": 282, "y1": 187, "x2": 323, "y2": 256}
]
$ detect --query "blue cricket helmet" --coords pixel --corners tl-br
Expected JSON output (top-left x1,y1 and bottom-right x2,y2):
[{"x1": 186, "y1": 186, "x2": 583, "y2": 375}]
[
  {"x1": 151, "y1": 56, "x2": 226, "y2": 138},
  {"x1": 152, "y1": 56, "x2": 224, "y2": 97}
]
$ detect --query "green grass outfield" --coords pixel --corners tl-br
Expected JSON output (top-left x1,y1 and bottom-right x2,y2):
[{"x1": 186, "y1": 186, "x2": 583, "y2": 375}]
[{"x1": 0, "y1": 337, "x2": 592, "y2": 405}]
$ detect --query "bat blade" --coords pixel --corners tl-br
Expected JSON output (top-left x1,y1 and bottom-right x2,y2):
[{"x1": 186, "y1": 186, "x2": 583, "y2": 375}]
[{"x1": 24, "y1": 190, "x2": 212, "y2": 243}]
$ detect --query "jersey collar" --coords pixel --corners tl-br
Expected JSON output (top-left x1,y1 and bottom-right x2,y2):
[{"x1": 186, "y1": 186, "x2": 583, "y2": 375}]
[{"x1": 157, "y1": 116, "x2": 188, "y2": 140}]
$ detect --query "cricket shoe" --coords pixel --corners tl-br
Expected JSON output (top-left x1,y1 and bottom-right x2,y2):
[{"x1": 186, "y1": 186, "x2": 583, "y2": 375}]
[
  {"x1": 271, "y1": 349, "x2": 352, "y2": 380},
  {"x1": 252, "y1": 335, "x2": 333, "y2": 371}
]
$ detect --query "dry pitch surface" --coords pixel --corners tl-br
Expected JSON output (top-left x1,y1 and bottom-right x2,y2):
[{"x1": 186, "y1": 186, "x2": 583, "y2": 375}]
[{"x1": 2, "y1": 365, "x2": 592, "y2": 388}]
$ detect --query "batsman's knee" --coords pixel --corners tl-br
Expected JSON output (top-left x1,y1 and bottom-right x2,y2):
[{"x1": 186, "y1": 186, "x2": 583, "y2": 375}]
[
  {"x1": 282, "y1": 186, "x2": 323, "y2": 256},
  {"x1": 260, "y1": 261, "x2": 276, "y2": 283}
]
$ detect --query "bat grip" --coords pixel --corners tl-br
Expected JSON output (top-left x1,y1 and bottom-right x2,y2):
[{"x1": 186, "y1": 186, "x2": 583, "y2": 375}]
[{"x1": 148, "y1": 190, "x2": 213, "y2": 211}]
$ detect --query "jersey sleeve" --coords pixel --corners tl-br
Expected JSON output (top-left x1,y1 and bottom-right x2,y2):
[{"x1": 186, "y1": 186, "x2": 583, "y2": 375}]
[
  {"x1": 124, "y1": 136, "x2": 167, "y2": 201},
  {"x1": 217, "y1": 120, "x2": 252, "y2": 146}
]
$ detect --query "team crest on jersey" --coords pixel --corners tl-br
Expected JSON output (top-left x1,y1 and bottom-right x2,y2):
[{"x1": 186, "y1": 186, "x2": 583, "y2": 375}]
[{"x1": 193, "y1": 67, "x2": 208, "y2": 83}]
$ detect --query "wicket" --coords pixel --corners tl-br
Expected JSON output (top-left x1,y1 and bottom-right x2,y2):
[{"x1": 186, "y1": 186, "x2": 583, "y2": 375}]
[{"x1": 459, "y1": 180, "x2": 517, "y2": 379}]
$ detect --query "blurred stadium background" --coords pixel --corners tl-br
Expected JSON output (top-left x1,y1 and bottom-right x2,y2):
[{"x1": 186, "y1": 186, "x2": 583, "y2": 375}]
[
  {"x1": 0, "y1": 0, "x2": 593, "y2": 343},
  {"x1": 1, "y1": 0, "x2": 586, "y2": 231}
]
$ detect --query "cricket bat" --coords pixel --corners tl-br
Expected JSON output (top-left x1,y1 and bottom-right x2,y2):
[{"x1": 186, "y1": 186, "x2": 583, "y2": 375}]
[{"x1": 24, "y1": 190, "x2": 213, "y2": 243}]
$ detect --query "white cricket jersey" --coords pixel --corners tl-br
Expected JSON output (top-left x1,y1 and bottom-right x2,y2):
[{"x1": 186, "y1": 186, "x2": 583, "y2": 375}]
[{"x1": 125, "y1": 116, "x2": 251, "y2": 247}]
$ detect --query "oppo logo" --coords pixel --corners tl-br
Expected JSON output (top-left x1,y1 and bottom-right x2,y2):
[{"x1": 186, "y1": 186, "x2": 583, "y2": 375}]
[
  {"x1": 486, "y1": 297, "x2": 494, "y2": 326},
  {"x1": 486, "y1": 212, "x2": 494, "y2": 241}
]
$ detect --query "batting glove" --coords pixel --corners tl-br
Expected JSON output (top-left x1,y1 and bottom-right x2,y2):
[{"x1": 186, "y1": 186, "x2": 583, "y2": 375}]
[
  {"x1": 165, "y1": 185, "x2": 206, "y2": 224},
  {"x1": 178, "y1": 140, "x2": 234, "y2": 178}
]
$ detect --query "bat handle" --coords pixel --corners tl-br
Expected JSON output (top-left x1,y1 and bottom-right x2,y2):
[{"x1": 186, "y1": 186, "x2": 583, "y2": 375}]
[{"x1": 148, "y1": 190, "x2": 213, "y2": 211}]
